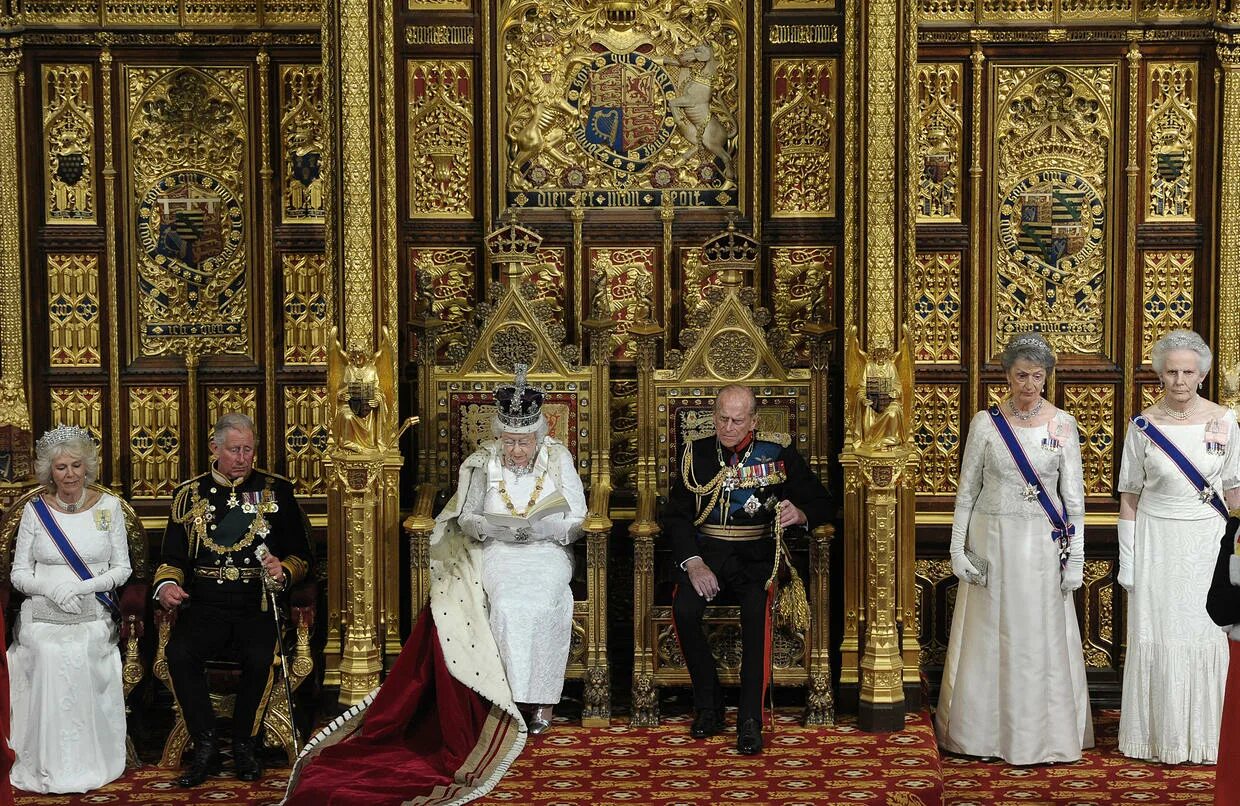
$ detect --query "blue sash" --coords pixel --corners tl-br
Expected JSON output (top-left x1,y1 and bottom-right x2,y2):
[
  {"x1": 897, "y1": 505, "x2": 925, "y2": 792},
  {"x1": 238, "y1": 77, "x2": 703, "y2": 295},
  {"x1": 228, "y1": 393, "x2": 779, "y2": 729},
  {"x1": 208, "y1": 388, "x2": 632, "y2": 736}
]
[
  {"x1": 987, "y1": 406, "x2": 1073, "y2": 569},
  {"x1": 1132, "y1": 415, "x2": 1229, "y2": 521},
  {"x1": 30, "y1": 496, "x2": 119, "y2": 614}
]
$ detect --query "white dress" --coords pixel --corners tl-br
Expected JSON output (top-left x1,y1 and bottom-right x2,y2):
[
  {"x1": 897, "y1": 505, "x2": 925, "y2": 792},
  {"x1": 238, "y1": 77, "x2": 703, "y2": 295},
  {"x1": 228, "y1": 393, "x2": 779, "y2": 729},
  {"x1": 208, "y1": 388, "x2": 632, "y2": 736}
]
[
  {"x1": 8, "y1": 493, "x2": 132, "y2": 793},
  {"x1": 458, "y1": 439, "x2": 587, "y2": 704},
  {"x1": 936, "y1": 410, "x2": 1093, "y2": 764},
  {"x1": 1117, "y1": 412, "x2": 1240, "y2": 764}
]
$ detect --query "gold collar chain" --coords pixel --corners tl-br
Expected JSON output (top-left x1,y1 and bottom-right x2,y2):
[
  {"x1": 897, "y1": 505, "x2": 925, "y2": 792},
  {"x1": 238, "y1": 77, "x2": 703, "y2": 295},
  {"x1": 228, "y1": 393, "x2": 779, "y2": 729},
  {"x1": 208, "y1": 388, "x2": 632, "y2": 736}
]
[{"x1": 498, "y1": 470, "x2": 546, "y2": 516}]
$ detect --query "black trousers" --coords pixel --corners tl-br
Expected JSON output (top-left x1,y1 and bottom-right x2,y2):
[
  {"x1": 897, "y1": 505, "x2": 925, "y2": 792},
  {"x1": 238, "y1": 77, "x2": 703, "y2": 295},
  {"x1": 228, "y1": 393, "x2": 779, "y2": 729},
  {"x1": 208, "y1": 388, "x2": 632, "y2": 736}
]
[
  {"x1": 165, "y1": 591, "x2": 278, "y2": 741},
  {"x1": 671, "y1": 536, "x2": 775, "y2": 723}
]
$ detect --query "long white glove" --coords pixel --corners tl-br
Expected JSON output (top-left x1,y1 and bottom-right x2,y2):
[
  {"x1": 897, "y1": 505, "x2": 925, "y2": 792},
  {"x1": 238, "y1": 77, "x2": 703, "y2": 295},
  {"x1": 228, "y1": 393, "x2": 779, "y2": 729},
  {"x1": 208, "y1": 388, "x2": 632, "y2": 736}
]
[
  {"x1": 1116, "y1": 518, "x2": 1135, "y2": 591},
  {"x1": 459, "y1": 512, "x2": 505, "y2": 543},
  {"x1": 1061, "y1": 516, "x2": 1085, "y2": 593},
  {"x1": 75, "y1": 573, "x2": 117, "y2": 594},
  {"x1": 948, "y1": 521, "x2": 981, "y2": 585},
  {"x1": 48, "y1": 581, "x2": 84, "y2": 615}
]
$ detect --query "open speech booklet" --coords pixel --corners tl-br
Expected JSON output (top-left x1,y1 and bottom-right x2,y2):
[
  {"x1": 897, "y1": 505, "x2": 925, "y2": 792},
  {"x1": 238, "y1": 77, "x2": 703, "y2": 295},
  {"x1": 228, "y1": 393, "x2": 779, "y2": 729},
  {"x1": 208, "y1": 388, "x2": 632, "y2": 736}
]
[{"x1": 483, "y1": 489, "x2": 570, "y2": 529}]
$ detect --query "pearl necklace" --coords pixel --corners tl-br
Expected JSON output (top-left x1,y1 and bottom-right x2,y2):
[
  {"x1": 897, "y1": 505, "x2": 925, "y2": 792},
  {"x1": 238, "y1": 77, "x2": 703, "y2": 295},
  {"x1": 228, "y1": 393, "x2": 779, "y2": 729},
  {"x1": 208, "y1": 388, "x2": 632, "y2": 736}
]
[
  {"x1": 53, "y1": 489, "x2": 87, "y2": 513},
  {"x1": 1159, "y1": 398, "x2": 1198, "y2": 421},
  {"x1": 1007, "y1": 397, "x2": 1044, "y2": 422},
  {"x1": 498, "y1": 470, "x2": 546, "y2": 516}
]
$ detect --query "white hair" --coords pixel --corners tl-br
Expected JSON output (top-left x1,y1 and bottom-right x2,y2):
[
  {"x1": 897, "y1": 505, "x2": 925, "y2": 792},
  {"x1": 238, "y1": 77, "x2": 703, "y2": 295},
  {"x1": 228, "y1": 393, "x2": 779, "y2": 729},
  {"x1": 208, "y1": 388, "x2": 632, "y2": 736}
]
[
  {"x1": 34, "y1": 433, "x2": 99, "y2": 489},
  {"x1": 1151, "y1": 329, "x2": 1212, "y2": 375},
  {"x1": 1000, "y1": 332, "x2": 1057, "y2": 372},
  {"x1": 212, "y1": 413, "x2": 256, "y2": 444}
]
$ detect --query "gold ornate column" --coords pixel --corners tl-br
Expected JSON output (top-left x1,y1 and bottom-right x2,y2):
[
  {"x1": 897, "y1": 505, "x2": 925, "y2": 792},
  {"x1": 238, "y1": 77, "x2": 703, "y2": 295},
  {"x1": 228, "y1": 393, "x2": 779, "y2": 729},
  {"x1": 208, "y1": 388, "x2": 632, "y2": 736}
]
[
  {"x1": 840, "y1": 0, "x2": 917, "y2": 730},
  {"x1": 1218, "y1": 25, "x2": 1240, "y2": 406},
  {"x1": 581, "y1": 313, "x2": 615, "y2": 726},
  {"x1": 323, "y1": 0, "x2": 404, "y2": 704},
  {"x1": 0, "y1": 10, "x2": 30, "y2": 488}
]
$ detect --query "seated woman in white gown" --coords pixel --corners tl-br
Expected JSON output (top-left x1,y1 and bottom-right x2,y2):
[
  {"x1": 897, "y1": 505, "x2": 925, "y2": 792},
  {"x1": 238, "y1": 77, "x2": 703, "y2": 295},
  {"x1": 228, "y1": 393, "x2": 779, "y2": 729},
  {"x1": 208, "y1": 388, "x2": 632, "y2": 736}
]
[
  {"x1": 455, "y1": 365, "x2": 587, "y2": 734},
  {"x1": 935, "y1": 332, "x2": 1092, "y2": 765},
  {"x1": 8, "y1": 425, "x2": 131, "y2": 793}
]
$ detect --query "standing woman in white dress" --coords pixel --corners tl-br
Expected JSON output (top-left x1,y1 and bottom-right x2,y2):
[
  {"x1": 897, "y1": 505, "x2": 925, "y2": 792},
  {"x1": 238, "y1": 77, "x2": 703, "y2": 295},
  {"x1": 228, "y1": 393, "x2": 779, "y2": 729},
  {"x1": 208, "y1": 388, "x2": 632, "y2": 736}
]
[
  {"x1": 456, "y1": 367, "x2": 587, "y2": 734},
  {"x1": 8, "y1": 425, "x2": 131, "y2": 793},
  {"x1": 1117, "y1": 329, "x2": 1240, "y2": 764},
  {"x1": 936, "y1": 332, "x2": 1093, "y2": 764}
]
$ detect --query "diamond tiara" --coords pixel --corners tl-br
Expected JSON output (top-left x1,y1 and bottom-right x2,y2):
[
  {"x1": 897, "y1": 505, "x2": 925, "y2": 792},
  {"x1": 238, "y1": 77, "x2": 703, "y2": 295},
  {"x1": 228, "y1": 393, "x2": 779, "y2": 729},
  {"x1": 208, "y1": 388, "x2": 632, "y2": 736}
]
[{"x1": 35, "y1": 424, "x2": 93, "y2": 454}]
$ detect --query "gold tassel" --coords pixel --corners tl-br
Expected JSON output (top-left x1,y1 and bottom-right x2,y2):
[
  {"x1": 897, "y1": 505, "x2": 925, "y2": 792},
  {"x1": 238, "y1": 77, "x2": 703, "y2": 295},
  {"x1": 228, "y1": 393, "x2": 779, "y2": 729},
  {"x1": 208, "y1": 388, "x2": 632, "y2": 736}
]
[{"x1": 775, "y1": 561, "x2": 810, "y2": 633}]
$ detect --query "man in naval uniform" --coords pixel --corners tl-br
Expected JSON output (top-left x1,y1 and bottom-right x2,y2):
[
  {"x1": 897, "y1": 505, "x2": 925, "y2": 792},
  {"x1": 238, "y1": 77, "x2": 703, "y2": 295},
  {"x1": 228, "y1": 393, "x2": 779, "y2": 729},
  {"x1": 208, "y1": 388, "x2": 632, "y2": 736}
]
[
  {"x1": 666, "y1": 384, "x2": 831, "y2": 755},
  {"x1": 155, "y1": 413, "x2": 312, "y2": 787}
]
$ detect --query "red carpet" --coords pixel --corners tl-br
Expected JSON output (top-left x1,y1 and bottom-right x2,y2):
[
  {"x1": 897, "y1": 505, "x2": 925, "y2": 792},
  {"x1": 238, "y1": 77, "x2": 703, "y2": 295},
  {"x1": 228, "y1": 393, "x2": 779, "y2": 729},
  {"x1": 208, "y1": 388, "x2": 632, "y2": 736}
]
[{"x1": 9, "y1": 709, "x2": 1219, "y2": 805}]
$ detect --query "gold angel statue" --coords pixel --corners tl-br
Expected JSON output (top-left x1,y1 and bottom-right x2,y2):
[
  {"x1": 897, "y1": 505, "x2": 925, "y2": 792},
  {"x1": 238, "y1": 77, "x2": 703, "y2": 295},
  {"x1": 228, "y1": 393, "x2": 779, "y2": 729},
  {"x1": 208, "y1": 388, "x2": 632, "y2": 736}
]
[
  {"x1": 328, "y1": 326, "x2": 397, "y2": 453},
  {"x1": 844, "y1": 325, "x2": 914, "y2": 450}
]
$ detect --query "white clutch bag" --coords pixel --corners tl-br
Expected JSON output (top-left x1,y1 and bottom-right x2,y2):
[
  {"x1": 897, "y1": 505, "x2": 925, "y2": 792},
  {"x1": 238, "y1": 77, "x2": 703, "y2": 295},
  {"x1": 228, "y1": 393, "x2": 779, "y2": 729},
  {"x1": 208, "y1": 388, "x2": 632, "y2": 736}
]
[
  {"x1": 30, "y1": 594, "x2": 98, "y2": 625},
  {"x1": 964, "y1": 547, "x2": 989, "y2": 588}
]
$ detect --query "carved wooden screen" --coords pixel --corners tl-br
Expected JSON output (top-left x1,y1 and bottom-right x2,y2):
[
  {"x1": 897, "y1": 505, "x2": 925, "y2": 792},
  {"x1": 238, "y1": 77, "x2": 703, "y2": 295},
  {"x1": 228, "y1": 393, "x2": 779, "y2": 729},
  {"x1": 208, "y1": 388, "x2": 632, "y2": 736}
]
[{"x1": 910, "y1": 7, "x2": 1224, "y2": 696}]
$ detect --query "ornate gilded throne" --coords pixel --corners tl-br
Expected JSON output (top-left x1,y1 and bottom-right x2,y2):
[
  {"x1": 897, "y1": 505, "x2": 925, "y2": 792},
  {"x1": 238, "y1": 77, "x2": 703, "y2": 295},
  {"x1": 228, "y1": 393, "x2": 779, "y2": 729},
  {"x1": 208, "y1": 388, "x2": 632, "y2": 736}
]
[
  {"x1": 628, "y1": 223, "x2": 835, "y2": 727},
  {"x1": 404, "y1": 215, "x2": 614, "y2": 725}
]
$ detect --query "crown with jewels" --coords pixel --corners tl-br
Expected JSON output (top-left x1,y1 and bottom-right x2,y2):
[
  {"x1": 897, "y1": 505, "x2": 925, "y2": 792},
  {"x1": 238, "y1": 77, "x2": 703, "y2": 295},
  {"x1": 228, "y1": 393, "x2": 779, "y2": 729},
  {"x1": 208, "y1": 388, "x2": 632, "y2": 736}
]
[
  {"x1": 35, "y1": 424, "x2": 93, "y2": 454},
  {"x1": 494, "y1": 363, "x2": 545, "y2": 432}
]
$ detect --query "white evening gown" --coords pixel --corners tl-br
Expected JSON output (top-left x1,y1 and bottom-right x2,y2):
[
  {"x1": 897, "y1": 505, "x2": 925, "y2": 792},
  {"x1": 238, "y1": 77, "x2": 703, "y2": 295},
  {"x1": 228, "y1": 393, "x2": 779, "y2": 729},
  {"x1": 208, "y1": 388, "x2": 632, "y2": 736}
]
[
  {"x1": 8, "y1": 493, "x2": 132, "y2": 793},
  {"x1": 1117, "y1": 412, "x2": 1240, "y2": 763},
  {"x1": 459, "y1": 438, "x2": 587, "y2": 704},
  {"x1": 936, "y1": 410, "x2": 1093, "y2": 764}
]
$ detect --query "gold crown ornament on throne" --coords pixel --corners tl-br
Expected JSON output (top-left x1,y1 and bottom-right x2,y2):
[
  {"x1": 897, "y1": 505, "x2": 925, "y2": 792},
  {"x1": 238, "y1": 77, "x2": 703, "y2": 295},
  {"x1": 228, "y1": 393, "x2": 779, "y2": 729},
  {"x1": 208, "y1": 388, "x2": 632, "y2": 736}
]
[{"x1": 494, "y1": 364, "x2": 545, "y2": 433}]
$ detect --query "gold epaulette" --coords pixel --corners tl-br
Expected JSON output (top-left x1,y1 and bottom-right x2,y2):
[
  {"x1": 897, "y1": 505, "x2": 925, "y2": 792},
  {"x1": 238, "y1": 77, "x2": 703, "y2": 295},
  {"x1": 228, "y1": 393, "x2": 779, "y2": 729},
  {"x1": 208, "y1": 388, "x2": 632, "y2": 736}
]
[
  {"x1": 253, "y1": 466, "x2": 293, "y2": 485},
  {"x1": 1230, "y1": 507, "x2": 1240, "y2": 519},
  {"x1": 169, "y1": 472, "x2": 209, "y2": 524},
  {"x1": 757, "y1": 431, "x2": 791, "y2": 448}
]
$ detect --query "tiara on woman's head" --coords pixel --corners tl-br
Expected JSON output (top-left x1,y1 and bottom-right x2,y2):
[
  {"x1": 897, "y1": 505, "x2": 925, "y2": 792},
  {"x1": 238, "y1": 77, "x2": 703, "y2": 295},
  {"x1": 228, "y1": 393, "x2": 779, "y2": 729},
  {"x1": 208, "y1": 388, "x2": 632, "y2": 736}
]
[
  {"x1": 1010, "y1": 334, "x2": 1045, "y2": 349},
  {"x1": 35, "y1": 424, "x2": 93, "y2": 454}
]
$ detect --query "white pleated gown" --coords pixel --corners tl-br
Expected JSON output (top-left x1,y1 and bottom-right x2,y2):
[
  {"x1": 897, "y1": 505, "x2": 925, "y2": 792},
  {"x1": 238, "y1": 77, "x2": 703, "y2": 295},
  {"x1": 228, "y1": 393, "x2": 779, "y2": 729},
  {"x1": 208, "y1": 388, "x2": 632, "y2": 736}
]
[
  {"x1": 1117, "y1": 412, "x2": 1240, "y2": 764},
  {"x1": 936, "y1": 411, "x2": 1093, "y2": 765}
]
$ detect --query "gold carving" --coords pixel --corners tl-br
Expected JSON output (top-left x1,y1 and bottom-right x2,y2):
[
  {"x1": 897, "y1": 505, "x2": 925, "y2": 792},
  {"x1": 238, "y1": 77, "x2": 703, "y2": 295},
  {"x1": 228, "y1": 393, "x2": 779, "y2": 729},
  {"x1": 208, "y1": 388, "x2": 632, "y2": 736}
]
[
  {"x1": 1146, "y1": 62, "x2": 1196, "y2": 222},
  {"x1": 47, "y1": 254, "x2": 102, "y2": 367},
  {"x1": 527, "y1": 247, "x2": 568, "y2": 328},
  {"x1": 914, "y1": 559, "x2": 954, "y2": 669},
  {"x1": 279, "y1": 65, "x2": 326, "y2": 224},
  {"x1": 771, "y1": 59, "x2": 837, "y2": 217},
  {"x1": 590, "y1": 247, "x2": 656, "y2": 360},
  {"x1": 43, "y1": 65, "x2": 95, "y2": 224},
  {"x1": 128, "y1": 387, "x2": 181, "y2": 499},
  {"x1": 768, "y1": 25, "x2": 839, "y2": 45},
  {"x1": 844, "y1": 326, "x2": 915, "y2": 451},
  {"x1": 610, "y1": 379, "x2": 638, "y2": 493},
  {"x1": 328, "y1": 327, "x2": 397, "y2": 453},
  {"x1": 284, "y1": 385, "x2": 329, "y2": 496},
  {"x1": 408, "y1": 60, "x2": 473, "y2": 218},
  {"x1": 1063, "y1": 384, "x2": 1115, "y2": 496},
  {"x1": 1081, "y1": 559, "x2": 1114, "y2": 669},
  {"x1": 185, "y1": 0, "x2": 259, "y2": 26},
  {"x1": 911, "y1": 384, "x2": 962, "y2": 495},
  {"x1": 0, "y1": 40, "x2": 30, "y2": 430},
  {"x1": 772, "y1": 246, "x2": 834, "y2": 362},
  {"x1": 1140, "y1": 382, "x2": 1161, "y2": 412},
  {"x1": 406, "y1": 26, "x2": 475, "y2": 46},
  {"x1": 409, "y1": 248, "x2": 475, "y2": 363},
  {"x1": 24, "y1": 2, "x2": 97, "y2": 25},
  {"x1": 1141, "y1": 250, "x2": 1194, "y2": 364},
  {"x1": 992, "y1": 65, "x2": 1116, "y2": 359},
  {"x1": 863, "y1": 0, "x2": 899, "y2": 350},
  {"x1": 264, "y1": 0, "x2": 320, "y2": 25},
  {"x1": 678, "y1": 247, "x2": 722, "y2": 320},
  {"x1": 773, "y1": 0, "x2": 836, "y2": 7},
  {"x1": 104, "y1": 1, "x2": 179, "y2": 26},
  {"x1": 908, "y1": 252, "x2": 963, "y2": 364},
  {"x1": 283, "y1": 254, "x2": 330, "y2": 366},
  {"x1": 206, "y1": 387, "x2": 257, "y2": 427},
  {"x1": 500, "y1": 1, "x2": 744, "y2": 209},
  {"x1": 1220, "y1": 48, "x2": 1240, "y2": 395},
  {"x1": 50, "y1": 387, "x2": 104, "y2": 447},
  {"x1": 916, "y1": 64, "x2": 962, "y2": 222},
  {"x1": 409, "y1": 0, "x2": 468, "y2": 8},
  {"x1": 125, "y1": 66, "x2": 251, "y2": 358}
]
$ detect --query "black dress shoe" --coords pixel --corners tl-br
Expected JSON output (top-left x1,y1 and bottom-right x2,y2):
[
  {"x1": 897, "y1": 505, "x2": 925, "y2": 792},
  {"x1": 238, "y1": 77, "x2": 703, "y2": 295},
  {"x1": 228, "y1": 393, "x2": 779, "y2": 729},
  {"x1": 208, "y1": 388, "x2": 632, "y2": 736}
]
[
  {"x1": 736, "y1": 718, "x2": 763, "y2": 755},
  {"x1": 177, "y1": 730, "x2": 222, "y2": 788},
  {"x1": 233, "y1": 735, "x2": 264, "y2": 781},
  {"x1": 689, "y1": 709, "x2": 725, "y2": 738}
]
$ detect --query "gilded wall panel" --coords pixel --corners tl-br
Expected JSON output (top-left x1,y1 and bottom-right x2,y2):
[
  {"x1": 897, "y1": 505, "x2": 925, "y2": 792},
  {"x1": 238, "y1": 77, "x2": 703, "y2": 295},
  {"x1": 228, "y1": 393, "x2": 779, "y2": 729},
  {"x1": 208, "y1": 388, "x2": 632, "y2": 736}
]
[
  {"x1": 986, "y1": 383, "x2": 1007, "y2": 410},
  {"x1": 279, "y1": 65, "x2": 326, "y2": 224},
  {"x1": 1063, "y1": 383, "x2": 1115, "y2": 496},
  {"x1": 526, "y1": 247, "x2": 568, "y2": 327},
  {"x1": 409, "y1": 247, "x2": 476, "y2": 363},
  {"x1": 408, "y1": 60, "x2": 473, "y2": 219},
  {"x1": 284, "y1": 385, "x2": 329, "y2": 497},
  {"x1": 206, "y1": 386, "x2": 258, "y2": 426},
  {"x1": 1060, "y1": 0, "x2": 1133, "y2": 20},
  {"x1": 185, "y1": 0, "x2": 260, "y2": 26},
  {"x1": 264, "y1": 0, "x2": 321, "y2": 25},
  {"x1": 105, "y1": 1, "x2": 179, "y2": 25},
  {"x1": 128, "y1": 387, "x2": 181, "y2": 499},
  {"x1": 23, "y1": 2, "x2": 96, "y2": 25},
  {"x1": 283, "y1": 253, "x2": 330, "y2": 366},
  {"x1": 991, "y1": 64, "x2": 1116, "y2": 360},
  {"x1": 980, "y1": 0, "x2": 1052, "y2": 17},
  {"x1": 611, "y1": 379, "x2": 638, "y2": 493},
  {"x1": 773, "y1": 0, "x2": 835, "y2": 8},
  {"x1": 125, "y1": 66, "x2": 251, "y2": 358},
  {"x1": 1140, "y1": 383, "x2": 1162, "y2": 412},
  {"x1": 678, "y1": 247, "x2": 721, "y2": 320},
  {"x1": 908, "y1": 252, "x2": 963, "y2": 364},
  {"x1": 43, "y1": 65, "x2": 95, "y2": 225},
  {"x1": 500, "y1": 1, "x2": 744, "y2": 210},
  {"x1": 916, "y1": 64, "x2": 962, "y2": 223},
  {"x1": 410, "y1": 0, "x2": 469, "y2": 8},
  {"x1": 915, "y1": 559, "x2": 954, "y2": 670},
  {"x1": 771, "y1": 59, "x2": 837, "y2": 218},
  {"x1": 47, "y1": 254, "x2": 102, "y2": 368},
  {"x1": 590, "y1": 246, "x2": 656, "y2": 360},
  {"x1": 772, "y1": 246, "x2": 834, "y2": 362},
  {"x1": 912, "y1": 384, "x2": 962, "y2": 495},
  {"x1": 1082, "y1": 559, "x2": 1116, "y2": 669},
  {"x1": 1146, "y1": 62, "x2": 1197, "y2": 222},
  {"x1": 50, "y1": 387, "x2": 104, "y2": 446},
  {"x1": 917, "y1": 0, "x2": 974, "y2": 21},
  {"x1": 1141, "y1": 250, "x2": 1194, "y2": 364}
]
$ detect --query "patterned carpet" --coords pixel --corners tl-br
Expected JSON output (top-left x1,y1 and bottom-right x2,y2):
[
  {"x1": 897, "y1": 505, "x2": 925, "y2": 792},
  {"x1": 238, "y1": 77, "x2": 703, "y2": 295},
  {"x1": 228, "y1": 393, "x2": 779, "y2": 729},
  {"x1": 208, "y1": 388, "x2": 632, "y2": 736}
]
[{"x1": 9, "y1": 709, "x2": 1219, "y2": 805}]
